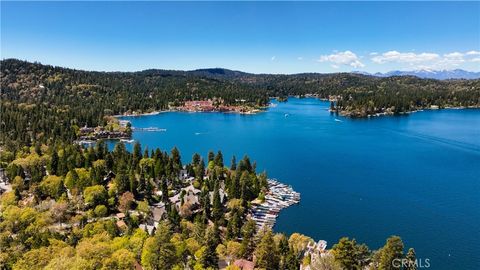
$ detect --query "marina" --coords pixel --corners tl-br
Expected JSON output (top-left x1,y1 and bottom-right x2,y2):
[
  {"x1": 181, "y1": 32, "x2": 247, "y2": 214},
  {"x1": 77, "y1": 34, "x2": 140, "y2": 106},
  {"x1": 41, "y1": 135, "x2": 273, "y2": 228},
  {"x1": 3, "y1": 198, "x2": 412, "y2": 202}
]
[{"x1": 250, "y1": 179, "x2": 300, "y2": 230}]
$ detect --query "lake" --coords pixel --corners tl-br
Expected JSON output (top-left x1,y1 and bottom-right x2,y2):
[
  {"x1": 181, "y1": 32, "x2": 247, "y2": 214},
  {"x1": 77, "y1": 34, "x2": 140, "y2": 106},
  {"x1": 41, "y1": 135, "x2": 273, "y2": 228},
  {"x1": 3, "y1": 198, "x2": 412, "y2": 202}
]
[{"x1": 116, "y1": 98, "x2": 480, "y2": 270}]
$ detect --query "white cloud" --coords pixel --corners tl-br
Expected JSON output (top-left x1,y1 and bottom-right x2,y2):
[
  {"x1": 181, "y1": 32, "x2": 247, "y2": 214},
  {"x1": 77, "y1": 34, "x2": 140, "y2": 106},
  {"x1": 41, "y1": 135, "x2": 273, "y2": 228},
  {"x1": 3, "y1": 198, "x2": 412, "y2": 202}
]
[
  {"x1": 369, "y1": 52, "x2": 378, "y2": 56},
  {"x1": 318, "y1": 50, "x2": 365, "y2": 68},
  {"x1": 466, "y1": 50, "x2": 480, "y2": 56},
  {"x1": 370, "y1": 50, "x2": 480, "y2": 70},
  {"x1": 471, "y1": 57, "x2": 480, "y2": 62},
  {"x1": 297, "y1": 57, "x2": 303, "y2": 61},
  {"x1": 271, "y1": 56, "x2": 276, "y2": 61},
  {"x1": 371, "y1": 51, "x2": 439, "y2": 64},
  {"x1": 440, "y1": 52, "x2": 465, "y2": 67},
  {"x1": 444, "y1": 52, "x2": 463, "y2": 58}
]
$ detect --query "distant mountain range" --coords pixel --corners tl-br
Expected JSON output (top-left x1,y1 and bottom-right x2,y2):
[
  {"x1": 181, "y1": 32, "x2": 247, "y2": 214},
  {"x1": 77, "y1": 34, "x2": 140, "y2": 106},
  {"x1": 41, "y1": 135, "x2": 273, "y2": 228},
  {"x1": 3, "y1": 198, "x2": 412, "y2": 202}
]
[
  {"x1": 355, "y1": 69, "x2": 480, "y2": 80},
  {"x1": 189, "y1": 68, "x2": 480, "y2": 80}
]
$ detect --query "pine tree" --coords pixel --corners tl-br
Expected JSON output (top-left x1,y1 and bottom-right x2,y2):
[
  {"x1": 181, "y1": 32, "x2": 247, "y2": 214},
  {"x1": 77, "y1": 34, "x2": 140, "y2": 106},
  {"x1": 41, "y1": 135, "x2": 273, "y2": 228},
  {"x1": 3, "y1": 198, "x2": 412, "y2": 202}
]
[
  {"x1": 168, "y1": 204, "x2": 180, "y2": 229},
  {"x1": 214, "y1": 151, "x2": 224, "y2": 167},
  {"x1": 161, "y1": 176, "x2": 169, "y2": 203},
  {"x1": 105, "y1": 153, "x2": 114, "y2": 171},
  {"x1": 154, "y1": 159, "x2": 164, "y2": 180},
  {"x1": 132, "y1": 142, "x2": 142, "y2": 168},
  {"x1": 202, "y1": 189, "x2": 211, "y2": 222},
  {"x1": 332, "y1": 237, "x2": 371, "y2": 270},
  {"x1": 230, "y1": 155, "x2": 237, "y2": 170},
  {"x1": 171, "y1": 147, "x2": 182, "y2": 174},
  {"x1": 195, "y1": 159, "x2": 205, "y2": 184},
  {"x1": 200, "y1": 226, "x2": 219, "y2": 269},
  {"x1": 115, "y1": 172, "x2": 130, "y2": 194},
  {"x1": 129, "y1": 170, "x2": 137, "y2": 194},
  {"x1": 229, "y1": 171, "x2": 240, "y2": 199},
  {"x1": 192, "y1": 153, "x2": 201, "y2": 166},
  {"x1": 240, "y1": 220, "x2": 256, "y2": 259},
  {"x1": 254, "y1": 228, "x2": 279, "y2": 270},
  {"x1": 49, "y1": 150, "x2": 59, "y2": 175},
  {"x1": 212, "y1": 182, "x2": 223, "y2": 223},
  {"x1": 34, "y1": 142, "x2": 42, "y2": 155},
  {"x1": 58, "y1": 149, "x2": 68, "y2": 176},
  {"x1": 379, "y1": 236, "x2": 404, "y2": 270},
  {"x1": 240, "y1": 171, "x2": 250, "y2": 201},
  {"x1": 141, "y1": 221, "x2": 177, "y2": 269},
  {"x1": 283, "y1": 250, "x2": 300, "y2": 270},
  {"x1": 208, "y1": 151, "x2": 215, "y2": 162}
]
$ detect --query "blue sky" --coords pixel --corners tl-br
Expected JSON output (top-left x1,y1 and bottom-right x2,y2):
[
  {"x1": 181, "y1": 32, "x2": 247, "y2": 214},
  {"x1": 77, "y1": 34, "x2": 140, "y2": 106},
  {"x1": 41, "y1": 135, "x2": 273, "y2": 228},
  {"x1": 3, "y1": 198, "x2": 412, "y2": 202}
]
[{"x1": 1, "y1": 1, "x2": 479, "y2": 74}]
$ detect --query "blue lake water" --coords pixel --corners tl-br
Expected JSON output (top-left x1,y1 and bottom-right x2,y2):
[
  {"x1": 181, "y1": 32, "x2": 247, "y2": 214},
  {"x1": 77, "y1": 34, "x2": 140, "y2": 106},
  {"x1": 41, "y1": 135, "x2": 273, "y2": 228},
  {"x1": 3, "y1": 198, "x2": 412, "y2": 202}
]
[{"x1": 116, "y1": 98, "x2": 480, "y2": 270}]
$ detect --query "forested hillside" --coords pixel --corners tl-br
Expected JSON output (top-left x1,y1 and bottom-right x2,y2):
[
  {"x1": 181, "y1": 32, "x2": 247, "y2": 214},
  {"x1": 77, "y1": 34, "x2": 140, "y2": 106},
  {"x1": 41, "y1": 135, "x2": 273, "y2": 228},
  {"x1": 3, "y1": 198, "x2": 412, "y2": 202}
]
[
  {"x1": 0, "y1": 141, "x2": 415, "y2": 270},
  {"x1": 1, "y1": 58, "x2": 479, "y2": 149},
  {"x1": 0, "y1": 59, "x2": 269, "y2": 149}
]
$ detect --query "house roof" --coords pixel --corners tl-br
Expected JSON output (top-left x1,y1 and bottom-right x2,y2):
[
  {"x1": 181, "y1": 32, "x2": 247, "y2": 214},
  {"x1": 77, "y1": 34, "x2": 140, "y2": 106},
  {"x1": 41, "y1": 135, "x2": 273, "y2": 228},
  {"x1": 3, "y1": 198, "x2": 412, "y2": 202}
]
[
  {"x1": 116, "y1": 220, "x2": 127, "y2": 229},
  {"x1": 139, "y1": 224, "x2": 155, "y2": 235},
  {"x1": 233, "y1": 259, "x2": 255, "y2": 270},
  {"x1": 152, "y1": 205, "x2": 166, "y2": 222},
  {"x1": 184, "y1": 184, "x2": 201, "y2": 195}
]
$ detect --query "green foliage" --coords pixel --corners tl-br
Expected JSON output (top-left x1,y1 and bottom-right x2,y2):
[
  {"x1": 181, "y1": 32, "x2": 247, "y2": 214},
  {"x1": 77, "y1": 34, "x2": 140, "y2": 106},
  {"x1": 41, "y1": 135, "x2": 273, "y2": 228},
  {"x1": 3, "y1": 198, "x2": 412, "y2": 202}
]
[
  {"x1": 39, "y1": 175, "x2": 64, "y2": 199},
  {"x1": 310, "y1": 254, "x2": 341, "y2": 270},
  {"x1": 254, "y1": 228, "x2": 280, "y2": 270},
  {"x1": 331, "y1": 237, "x2": 371, "y2": 270},
  {"x1": 83, "y1": 185, "x2": 107, "y2": 208},
  {"x1": 0, "y1": 137, "x2": 415, "y2": 270},
  {"x1": 94, "y1": 205, "x2": 108, "y2": 217},
  {"x1": 377, "y1": 236, "x2": 404, "y2": 270},
  {"x1": 198, "y1": 226, "x2": 219, "y2": 269},
  {"x1": 102, "y1": 248, "x2": 136, "y2": 270},
  {"x1": 141, "y1": 222, "x2": 177, "y2": 270},
  {"x1": 65, "y1": 168, "x2": 91, "y2": 191}
]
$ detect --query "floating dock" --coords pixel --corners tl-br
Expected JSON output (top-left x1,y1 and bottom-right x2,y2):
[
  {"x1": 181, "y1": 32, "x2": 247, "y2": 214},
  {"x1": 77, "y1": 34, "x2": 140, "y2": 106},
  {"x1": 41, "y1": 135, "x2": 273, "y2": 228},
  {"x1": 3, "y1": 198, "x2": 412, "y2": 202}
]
[{"x1": 250, "y1": 179, "x2": 300, "y2": 230}]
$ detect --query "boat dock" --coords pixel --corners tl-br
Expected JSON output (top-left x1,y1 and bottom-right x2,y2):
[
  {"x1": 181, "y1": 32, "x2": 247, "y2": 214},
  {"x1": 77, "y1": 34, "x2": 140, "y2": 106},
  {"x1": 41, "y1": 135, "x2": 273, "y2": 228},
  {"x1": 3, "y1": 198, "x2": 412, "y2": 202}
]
[
  {"x1": 250, "y1": 179, "x2": 300, "y2": 230},
  {"x1": 132, "y1": 127, "x2": 167, "y2": 132}
]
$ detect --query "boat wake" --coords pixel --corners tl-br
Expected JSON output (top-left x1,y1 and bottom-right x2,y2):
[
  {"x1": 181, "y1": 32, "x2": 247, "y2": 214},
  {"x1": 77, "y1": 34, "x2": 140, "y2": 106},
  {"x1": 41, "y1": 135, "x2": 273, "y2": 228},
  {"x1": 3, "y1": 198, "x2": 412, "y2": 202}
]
[{"x1": 381, "y1": 127, "x2": 480, "y2": 154}]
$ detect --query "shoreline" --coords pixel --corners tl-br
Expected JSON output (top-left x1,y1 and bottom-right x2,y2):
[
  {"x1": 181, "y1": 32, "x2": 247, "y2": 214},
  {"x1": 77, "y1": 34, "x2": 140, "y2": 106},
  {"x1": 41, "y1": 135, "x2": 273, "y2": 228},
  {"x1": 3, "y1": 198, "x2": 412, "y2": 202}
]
[
  {"x1": 114, "y1": 104, "x2": 272, "y2": 118},
  {"x1": 112, "y1": 99, "x2": 480, "y2": 120},
  {"x1": 333, "y1": 105, "x2": 480, "y2": 119}
]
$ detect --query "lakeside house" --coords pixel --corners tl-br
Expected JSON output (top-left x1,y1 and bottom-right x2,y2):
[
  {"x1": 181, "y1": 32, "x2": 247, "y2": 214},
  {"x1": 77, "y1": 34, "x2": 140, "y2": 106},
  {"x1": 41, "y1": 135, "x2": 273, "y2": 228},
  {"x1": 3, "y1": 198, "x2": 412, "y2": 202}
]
[
  {"x1": 300, "y1": 240, "x2": 329, "y2": 270},
  {"x1": 176, "y1": 99, "x2": 259, "y2": 114}
]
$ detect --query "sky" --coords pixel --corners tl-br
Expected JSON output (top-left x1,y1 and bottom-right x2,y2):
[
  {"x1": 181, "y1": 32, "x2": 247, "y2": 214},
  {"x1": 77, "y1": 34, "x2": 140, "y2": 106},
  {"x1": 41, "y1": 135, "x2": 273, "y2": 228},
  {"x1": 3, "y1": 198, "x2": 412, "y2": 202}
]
[{"x1": 1, "y1": 1, "x2": 479, "y2": 74}]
